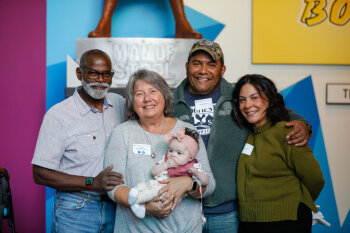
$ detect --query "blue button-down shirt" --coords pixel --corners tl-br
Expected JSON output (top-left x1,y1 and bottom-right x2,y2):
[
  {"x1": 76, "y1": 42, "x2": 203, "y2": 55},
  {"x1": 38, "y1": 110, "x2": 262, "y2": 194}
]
[{"x1": 32, "y1": 88, "x2": 126, "y2": 177}]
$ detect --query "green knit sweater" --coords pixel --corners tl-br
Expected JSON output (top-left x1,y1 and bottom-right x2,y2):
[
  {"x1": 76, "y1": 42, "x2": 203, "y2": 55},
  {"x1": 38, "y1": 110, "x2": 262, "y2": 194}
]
[
  {"x1": 237, "y1": 121, "x2": 325, "y2": 222},
  {"x1": 172, "y1": 78, "x2": 310, "y2": 208}
]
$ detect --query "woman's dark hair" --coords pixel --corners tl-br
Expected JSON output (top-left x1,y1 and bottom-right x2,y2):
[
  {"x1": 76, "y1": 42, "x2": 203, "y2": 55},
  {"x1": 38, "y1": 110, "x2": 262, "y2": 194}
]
[
  {"x1": 185, "y1": 127, "x2": 199, "y2": 144},
  {"x1": 232, "y1": 74, "x2": 289, "y2": 128}
]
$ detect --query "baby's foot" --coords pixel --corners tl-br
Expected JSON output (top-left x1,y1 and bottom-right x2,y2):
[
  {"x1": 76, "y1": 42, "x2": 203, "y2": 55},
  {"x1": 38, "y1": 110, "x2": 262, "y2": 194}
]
[
  {"x1": 128, "y1": 188, "x2": 138, "y2": 206},
  {"x1": 131, "y1": 203, "x2": 146, "y2": 218}
]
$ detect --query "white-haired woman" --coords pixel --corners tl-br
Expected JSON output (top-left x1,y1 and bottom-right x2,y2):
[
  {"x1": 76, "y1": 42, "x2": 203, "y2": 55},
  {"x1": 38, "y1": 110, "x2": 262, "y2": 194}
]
[{"x1": 104, "y1": 69, "x2": 215, "y2": 233}]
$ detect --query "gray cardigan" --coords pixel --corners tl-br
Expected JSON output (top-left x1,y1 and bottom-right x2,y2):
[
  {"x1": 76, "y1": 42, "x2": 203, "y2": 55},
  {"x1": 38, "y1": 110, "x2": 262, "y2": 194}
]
[{"x1": 104, "y1": 119, "x2": 215, "y2": 233}]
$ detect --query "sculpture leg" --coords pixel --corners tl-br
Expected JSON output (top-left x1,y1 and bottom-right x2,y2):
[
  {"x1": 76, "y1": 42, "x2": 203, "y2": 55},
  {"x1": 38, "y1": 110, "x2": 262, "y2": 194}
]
[
  {"x1": 169, "y1": 0, "x2": 202, "y2": 39},
  {"x1": 88, "y1": 0, "x2": 119, "y2": 37}
]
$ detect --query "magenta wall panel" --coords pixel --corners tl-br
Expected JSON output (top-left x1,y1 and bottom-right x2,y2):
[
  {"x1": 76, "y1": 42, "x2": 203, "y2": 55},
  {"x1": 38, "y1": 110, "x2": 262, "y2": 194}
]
[{"x1": 0, "y1": 0, "x2": 46, "y2": 232}]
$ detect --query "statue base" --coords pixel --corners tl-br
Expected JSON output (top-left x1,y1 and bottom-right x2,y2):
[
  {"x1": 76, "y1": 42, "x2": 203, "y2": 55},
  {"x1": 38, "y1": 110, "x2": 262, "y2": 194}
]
[{"x1": 75, "y1": 38, "x2": 199, "y2": 87}]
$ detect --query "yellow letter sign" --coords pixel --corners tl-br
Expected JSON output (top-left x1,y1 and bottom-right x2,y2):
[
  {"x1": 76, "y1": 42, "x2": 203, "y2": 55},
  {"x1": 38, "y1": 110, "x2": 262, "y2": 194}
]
[{"x1": 253, "y1": 0, "x2": 350, "y2": 65}]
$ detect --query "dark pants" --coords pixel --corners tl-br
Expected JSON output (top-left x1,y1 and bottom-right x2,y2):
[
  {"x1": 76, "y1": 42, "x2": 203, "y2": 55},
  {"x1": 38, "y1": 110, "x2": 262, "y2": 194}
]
[{"x1": 238, "y1": 203, "x2": 312, "y2": 233}]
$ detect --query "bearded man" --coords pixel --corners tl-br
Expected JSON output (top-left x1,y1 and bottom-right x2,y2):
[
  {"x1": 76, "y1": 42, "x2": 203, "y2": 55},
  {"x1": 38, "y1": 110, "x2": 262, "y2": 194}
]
[{"x1": 32, "y1": 49, "x2": 126, "y2": 233}]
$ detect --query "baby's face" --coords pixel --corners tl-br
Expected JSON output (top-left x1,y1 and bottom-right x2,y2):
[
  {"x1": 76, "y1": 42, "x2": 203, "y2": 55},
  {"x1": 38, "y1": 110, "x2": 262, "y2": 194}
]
[{"x1": 167, "y1": 139, "x2": 192, "y2": 166}]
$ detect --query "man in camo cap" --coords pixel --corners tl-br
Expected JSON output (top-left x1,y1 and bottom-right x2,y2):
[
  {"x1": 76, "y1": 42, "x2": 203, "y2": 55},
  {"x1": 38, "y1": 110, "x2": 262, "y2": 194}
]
[
  {"x1": 171, "y1": 39, "x2": 312, "y2": 233},
  {"x1": 188, "y1": 39, "x2": 224, "y2": 64}
]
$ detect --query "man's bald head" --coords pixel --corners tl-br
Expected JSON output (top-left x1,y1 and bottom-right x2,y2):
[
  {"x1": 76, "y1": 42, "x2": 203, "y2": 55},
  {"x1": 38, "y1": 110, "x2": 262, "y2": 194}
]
[{"x1": 79, "y1": 49, "x2": 112, "y2": 68}]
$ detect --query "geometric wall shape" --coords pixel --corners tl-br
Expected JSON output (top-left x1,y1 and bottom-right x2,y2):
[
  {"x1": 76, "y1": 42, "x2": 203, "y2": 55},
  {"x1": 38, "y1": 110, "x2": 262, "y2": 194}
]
[
  {"x1": 281, "y1": 76, "x2": 350, "y2": 232},
  {"x1": 253, "y1": 0, "x2": 350, "y2": 65},
  {"x1": 183, "y1": 6, "x2": 225, "y2": 41}
]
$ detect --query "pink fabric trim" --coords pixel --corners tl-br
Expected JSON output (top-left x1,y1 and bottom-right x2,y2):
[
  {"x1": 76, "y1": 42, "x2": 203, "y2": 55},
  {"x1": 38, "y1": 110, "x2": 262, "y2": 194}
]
[{"x1": 165, "y1": 154, "x2": 198, "y2": 177}]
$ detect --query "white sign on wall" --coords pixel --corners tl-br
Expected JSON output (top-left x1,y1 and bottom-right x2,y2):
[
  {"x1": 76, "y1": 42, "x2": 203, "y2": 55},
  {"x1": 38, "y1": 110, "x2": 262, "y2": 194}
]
[
  {"x1": 74, "y1": 38, "x2": 199, "y2": 87},
  {"x1": 326, "y1": 83, "x2": 350, "y2": 104}
]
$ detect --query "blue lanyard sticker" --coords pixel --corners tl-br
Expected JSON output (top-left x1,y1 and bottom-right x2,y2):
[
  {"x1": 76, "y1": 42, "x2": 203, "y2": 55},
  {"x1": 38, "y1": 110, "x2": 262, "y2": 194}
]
[{"x1": 133, "y1": 144, "x2": 151, "y2": 156}]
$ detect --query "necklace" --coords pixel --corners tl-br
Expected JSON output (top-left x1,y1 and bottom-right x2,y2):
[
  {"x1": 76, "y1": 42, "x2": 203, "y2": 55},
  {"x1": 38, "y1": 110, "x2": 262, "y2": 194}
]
[{"x1": 139, "y1": 118, "x2": 166, "y2": 159}]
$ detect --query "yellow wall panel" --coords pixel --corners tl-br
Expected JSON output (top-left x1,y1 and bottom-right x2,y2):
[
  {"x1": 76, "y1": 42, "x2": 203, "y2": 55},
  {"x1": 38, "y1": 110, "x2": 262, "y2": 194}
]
[{"x1": 252, "y1": 0, "x2": 350, "y2": 64}]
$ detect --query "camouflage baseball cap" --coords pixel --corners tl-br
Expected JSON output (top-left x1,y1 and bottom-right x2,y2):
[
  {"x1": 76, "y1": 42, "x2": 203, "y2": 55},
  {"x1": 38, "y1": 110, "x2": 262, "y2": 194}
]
[{"x1": 188, "y1": 39, "x2": 224, "y2": 63}]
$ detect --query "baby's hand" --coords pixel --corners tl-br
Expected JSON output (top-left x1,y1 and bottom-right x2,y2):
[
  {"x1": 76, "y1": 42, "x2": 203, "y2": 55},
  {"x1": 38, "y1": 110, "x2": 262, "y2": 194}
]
[
  {"x1": 167, "y1": 158, "x2": 177, "y2": 168},
  {"x1": 188, "y1": 167, "x2": 198, "y2": 176}
]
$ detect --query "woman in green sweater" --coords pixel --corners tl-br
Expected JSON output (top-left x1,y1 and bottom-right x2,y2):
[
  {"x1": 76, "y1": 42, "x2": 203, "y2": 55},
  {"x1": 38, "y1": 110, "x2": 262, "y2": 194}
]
[{"x1": 232, "y1": 74, "x2": 325, "y2": 233}]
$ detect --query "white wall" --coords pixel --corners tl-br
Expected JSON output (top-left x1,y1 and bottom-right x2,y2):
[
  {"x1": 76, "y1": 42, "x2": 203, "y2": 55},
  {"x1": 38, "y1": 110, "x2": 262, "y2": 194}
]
[{"x1": 185, "y1": 0, "x2": 350, "y2": 226}]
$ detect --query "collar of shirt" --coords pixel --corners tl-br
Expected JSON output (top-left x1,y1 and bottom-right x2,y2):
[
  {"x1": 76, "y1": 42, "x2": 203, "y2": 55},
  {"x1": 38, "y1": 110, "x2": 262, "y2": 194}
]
[{"x1": 73, "y1": 86, "x2": 113, "y2": 116}]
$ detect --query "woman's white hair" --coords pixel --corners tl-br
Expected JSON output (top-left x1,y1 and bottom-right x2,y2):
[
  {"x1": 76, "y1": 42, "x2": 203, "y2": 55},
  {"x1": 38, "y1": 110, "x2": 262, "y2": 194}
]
[{"x1": 125, "y1": 69, "x2": 173, "y2": 120}]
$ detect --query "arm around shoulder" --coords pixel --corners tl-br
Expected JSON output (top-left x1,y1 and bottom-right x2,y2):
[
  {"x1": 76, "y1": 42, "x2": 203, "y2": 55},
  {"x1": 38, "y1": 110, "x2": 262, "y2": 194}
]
[
  {"x1": 287, "y1": 108, "x2": 307, "y2": 122},
  {"x1": 286, "y1": 109, "x2": 312, "y2": 146}
]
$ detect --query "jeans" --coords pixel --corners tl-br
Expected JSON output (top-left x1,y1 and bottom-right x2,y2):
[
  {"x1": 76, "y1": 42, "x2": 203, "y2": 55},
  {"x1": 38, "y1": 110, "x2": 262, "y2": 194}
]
[
  {"x1": 52, "y1": 192, "x2": 116, "y2": 233},
  {"x1": 203, "y1": 210, "x2": 239, "y2": 233}
]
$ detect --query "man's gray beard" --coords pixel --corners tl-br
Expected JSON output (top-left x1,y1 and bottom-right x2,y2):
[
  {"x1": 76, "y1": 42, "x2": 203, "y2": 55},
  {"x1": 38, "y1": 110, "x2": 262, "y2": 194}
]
[{"x1": 81, "y1": 78, "x2": 111, "y2": 100}]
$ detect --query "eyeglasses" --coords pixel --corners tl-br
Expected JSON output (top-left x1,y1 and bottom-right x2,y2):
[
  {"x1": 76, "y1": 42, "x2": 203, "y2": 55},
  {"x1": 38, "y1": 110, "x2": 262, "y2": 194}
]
[{"x1": 80, "y1": 67, "x2": 114, "y2": 81}]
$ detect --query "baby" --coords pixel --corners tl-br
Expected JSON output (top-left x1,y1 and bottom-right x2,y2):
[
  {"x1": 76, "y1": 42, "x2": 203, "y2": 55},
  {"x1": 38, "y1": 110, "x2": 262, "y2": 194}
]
[{"x1": 128, "y1": 127, "x2": 209, "y2": 218}]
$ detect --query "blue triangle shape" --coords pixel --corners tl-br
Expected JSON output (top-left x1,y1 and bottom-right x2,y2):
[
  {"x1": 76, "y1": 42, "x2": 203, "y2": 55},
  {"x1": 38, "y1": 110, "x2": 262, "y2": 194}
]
[
  {"x1": 281, "y1": 76, "x2": 350, "y2": 232},
  {"x1": 184, "y1": 6, "x2": 224, "y2": 40},
  {"x1": 281, "y1": 76, "x2": 319, "y2": 149}
]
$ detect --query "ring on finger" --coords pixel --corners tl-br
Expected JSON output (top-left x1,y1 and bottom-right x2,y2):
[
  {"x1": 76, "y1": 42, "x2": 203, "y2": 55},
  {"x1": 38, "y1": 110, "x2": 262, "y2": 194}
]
[
  {"x1": 106, "y1": 180, "x2": 109, "y2": 185},
  {"x1": 301, "y1": 136, "x2": 305, "y2": 140}
]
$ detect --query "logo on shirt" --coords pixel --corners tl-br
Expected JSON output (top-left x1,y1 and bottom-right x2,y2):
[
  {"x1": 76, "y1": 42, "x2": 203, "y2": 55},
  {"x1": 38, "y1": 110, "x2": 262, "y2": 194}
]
[{"x1": 190, "y1": 103, "x2": 215, "y2": 136}]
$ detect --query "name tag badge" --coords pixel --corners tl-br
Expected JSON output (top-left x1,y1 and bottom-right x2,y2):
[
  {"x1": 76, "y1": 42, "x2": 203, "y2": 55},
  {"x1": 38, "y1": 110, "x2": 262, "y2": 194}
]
[
  {"x1": 133, "y1": 144, "x2": 151, "y2": 156},
  {"x1": 195, "y1": 98, "x2": 213, "y2": 112},
  {"x1": 242, "y1": 143, "x2": 254, "y2": 156}
]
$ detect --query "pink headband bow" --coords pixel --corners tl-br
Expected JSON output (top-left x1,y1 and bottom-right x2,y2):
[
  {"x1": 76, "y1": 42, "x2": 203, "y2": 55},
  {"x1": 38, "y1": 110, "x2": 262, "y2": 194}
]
[{"x1": 164, "y1": 127, "x2": 199, "y2": 159}]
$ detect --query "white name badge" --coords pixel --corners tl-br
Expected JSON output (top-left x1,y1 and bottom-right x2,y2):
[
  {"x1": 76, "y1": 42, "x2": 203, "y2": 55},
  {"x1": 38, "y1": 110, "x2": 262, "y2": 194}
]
[
  {"x1": 195, "y1": 98, "x2": 213, "y2": 112},
  {"x1": 242, "y1": 143, "x2": 254, "y2": 156},
  {"x1": 133, "y1": 144, "x2": 151, "y2": 156}
]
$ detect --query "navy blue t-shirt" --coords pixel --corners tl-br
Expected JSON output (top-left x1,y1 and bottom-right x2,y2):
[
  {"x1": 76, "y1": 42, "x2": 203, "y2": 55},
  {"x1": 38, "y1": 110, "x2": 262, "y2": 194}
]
[
  {"x1": 183, "y1": 85, "x2": 220, "y2": 148},
  {"x1": 184, "y1": 84, "x2": 237, "y2": 214}
]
